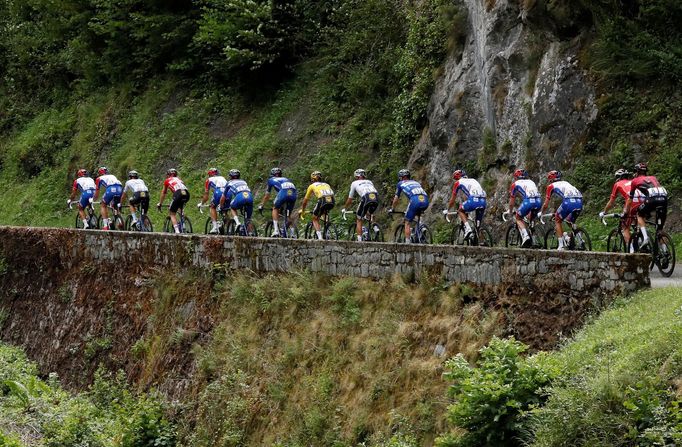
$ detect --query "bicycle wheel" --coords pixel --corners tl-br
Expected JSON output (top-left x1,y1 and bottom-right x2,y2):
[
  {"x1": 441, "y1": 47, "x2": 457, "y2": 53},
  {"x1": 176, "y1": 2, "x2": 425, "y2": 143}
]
[
  {"x1": 451, "y1": 226, "x2": 467, "y2": 245},
  {"x1": 544, "y1": 228, "x2": 559, "y2": 250},
  {"x1": 285, "y1": 223, "x2": 299, "y2": 239},
  {"x1": 325, "y1": 223, "x2": 339, "y2": 240},
  {"x1": 394, "y1": 224, "x2": 406, "y2": 243},
  {"x1": 225, "y1": 220, "x2": 236, "y2": 235},
  {"x1": 246, "y1": 221, "x2": 258, "y2": 237},
  {"x1": 264, "y1": 221, "x2": 276, "y2": 237},
  {"x1": 75, "y1": 214, "x2": 84, "y2": 229},
  {"x1": 607, "y1": 228, "x2": 626, "y2": 253},
  {"x1": 371, "y1": 224, "x2": 384, "y2": 242},
  {"x1": 87, "y1": 210, "x2": 99, "y2": 229},
  {"x1": 204, "y1": 217, "x2": 212, "y2": 234},
  {"x1": 417, "y1": 225, "x2": 432, "y2": 244},
  {"x1": 182, "y1": 216, "x2": 193, "y2": 234},
  {"x1": 304, "y1": 222, "x2": 317, "y2": 239},
  {"x1": 505, "y1": 225, "x2": 520, "y2": 248},
  {"x1": 112, "y1": 214, "x2": 125, "y2": 231},
  {"x1": 141, "y1": 215, "x2": 153, "y2": 232},
  {"x1": 125, "y1": 215, "x2": 134, "y2": 231},
  {"x1": 573, "y1": 228, "x2": 592, "y2": 251},
  {"x1": 655, "y1": 232, "x2": 676, "y2": 277},
  {"x1": 163, "y1": 217, "x2": 173, "y2": 233},
  {"x1": 478, "y1": 227, "x2": 494, "y2": 247},
  {"x1": 347, "y1": 224, "x2": 357, "y2": 241}
]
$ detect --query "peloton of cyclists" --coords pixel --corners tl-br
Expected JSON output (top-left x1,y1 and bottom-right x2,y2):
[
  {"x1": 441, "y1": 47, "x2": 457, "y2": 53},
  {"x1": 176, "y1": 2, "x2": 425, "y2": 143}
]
[
  {"x1": 539, "y1": 170, "x2": 583, "y2": 250},
  {"x1": 93, "y1": 166, "x2": 123, "y2": 231},
  {"x1": 67, "y1": 169, "x2": 97, "y2": 229},
  {"x1": 299, "y1": 171, "x2": 335, "y2": 240},
  {"x1": 120, "y1": 170, "x2": 149, "y2": 230},
  {"x1": 341, "y1": 169, "x2": 379, "y2": 242},
  {"x1": 388, "y1": 169, "x2": 429, "y2": 244},
  {"x1": 220, "y1": 169, "x2": 255, "y2": 234},
  {"x1": 442, "y1": 169, "x2": 487, "y2": 240},
  {"x1": 258, "y1": 167, "x2": 298, "y2": 237},
  {"x1": 157, "y1": 168, "x2": 190, "y2": 233},
  {"x1": 625, "y1": 162, "x2": 669, "y2": 251},
  {"x1": 198, "y1": 168, "x2": 228, "y2": 234},
  {"x1": 508, "y1": 169, "x2": 541, "y2": 248}
]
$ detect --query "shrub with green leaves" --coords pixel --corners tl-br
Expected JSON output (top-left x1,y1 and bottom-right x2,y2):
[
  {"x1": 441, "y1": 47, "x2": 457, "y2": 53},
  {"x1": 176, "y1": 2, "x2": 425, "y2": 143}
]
[{"x1": 437, "y1": 337, "x2": 557, "y2": 447}]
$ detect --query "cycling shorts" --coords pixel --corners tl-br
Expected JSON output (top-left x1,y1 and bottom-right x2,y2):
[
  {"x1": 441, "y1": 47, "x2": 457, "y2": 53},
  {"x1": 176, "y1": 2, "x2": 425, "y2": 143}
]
[
  {"x1": 405, "y1": 195, "x2": 429, "y2": 222},
  {"x1": 516, "y1": 197, "x2": 541, "y2": 219},
  {"x1": 210, "y1": 189, "x2": 225, "y2": 207},
  {"x1": 460, "y1": 197, "x2": 486, "y2": 223},
  {"x1": 230, "y1": 191, "x2": 254, "y2": 219},
  {"x1": 638, "y1": 196, "x2": 668, "y2": 228},
  {"x1": 356, "y1": 192, "x2": 379, "y2": 218},
  {"x1": 556, "y1": 198, "x2": 583, "y2": 223},
  {"x1": 622, "y1": 202, "x2": 642, "y2": 229},
  {"x1": 312, "y1": 196, "x2": 335, "y2": 217},
  {"x1": 128, "y1": 191, "x2": 149, "y2": 213},
  {"x1": 102, "y1": 185, "x2": 123, "y2": 206},
  {"x1": 273, "y1": 188, "x2": 297, "y2": 213},
  {"x1": 78, "y1": 190, "x2": 95, "y2": 209},
  {"x1": 169, "y1": 189, "x2": 190, "y2": 213}
]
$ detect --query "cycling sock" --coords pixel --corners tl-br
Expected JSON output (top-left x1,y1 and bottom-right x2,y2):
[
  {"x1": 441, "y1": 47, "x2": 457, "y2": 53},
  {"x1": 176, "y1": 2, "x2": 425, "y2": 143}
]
[
  {"x1": 234, "y1": 216, "x2": 241, "y2": 226},
  {"x1": 464, "y1": 222, "x2": 472, "y2": 233},
  {"x1": 316, "y1": 230, "x2": 323, "y2": 240},
  {"x1": 103, "y1": 218, "x2": 109, "y2": 228},
  {"x1": 520, "y1": 228, "x2": 529, "y2": 239},
  {"x1": 640, "y1": 227, "x2": 649, "y2": 243},
  {"x1": 558, "y1": 236, "x2": 564, "y2": 248},
  {"x1": 131, "y1": 212, "x2": 137, "y2": 221},
  {"x1": 174, "y1": 224, "x2": 180, "y2": 234},
  {"x1": 82, "y1": 219, "x2": 89, "y2": 228},
  {"x1": 357, "y1": 235, "x2": 362, "y2": 242},
  {"x1": 273, "y1": 221, "x2": 279, "y2": 232}
]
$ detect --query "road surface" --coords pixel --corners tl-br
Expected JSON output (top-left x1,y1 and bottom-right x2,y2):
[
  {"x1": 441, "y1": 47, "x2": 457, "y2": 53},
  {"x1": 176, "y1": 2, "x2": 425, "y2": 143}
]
[{"x1": 650, "y1": 264, "x2": 681, "y2": 288}]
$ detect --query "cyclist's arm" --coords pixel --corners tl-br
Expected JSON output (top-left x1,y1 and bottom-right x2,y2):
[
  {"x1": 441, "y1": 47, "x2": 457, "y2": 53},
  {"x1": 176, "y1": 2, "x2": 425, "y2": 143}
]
[
  {"x1": 390, "y1": 195, "x2": 400, "y2": 210},
  {"x1": 158, "y1": 181, "x2": 169, "y2": 206},
  {"x1": 260, "y1": 191, "x2": 271, "y2": 207},
  {"x1": 300, "y1": 185, "x2": 314, "y2": 211},
  {"x1": 508, "y1": 184, "x2": 516, "y2": 213},
  {"x1": 120, "y1": 191, "x2": 127, "y2": 205},
  {"x1": 69, "y1": 181, "x2": 78, "y2": 202},
  {"x1": 93, "y1": 179, "x2": 101, "y2": 201},
  {"x1": 343, "y1": 183, "x2": 354, "y2": 209},
  {"x1": 624, "y1": 196, "x2": 632, "y2": 214},
  {"x1": 539, "y1": 185, "x2": 553, "y2": 214},
  {"x1": 446, "y1": 183, "x2": 458, "y2": 210}
]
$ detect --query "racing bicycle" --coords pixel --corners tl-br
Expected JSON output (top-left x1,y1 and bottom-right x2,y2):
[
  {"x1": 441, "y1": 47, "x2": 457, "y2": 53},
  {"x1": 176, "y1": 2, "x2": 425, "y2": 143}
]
[
  {"x1": 303, "y1": 208, "x2": 339, "y2": 240},
  {"x1": 159, "y1": 205, "x2": 193, "y2": 234},
  {"x1": 631, "y1": 217, "x2": 676, "y2": 277},
  {"x1": 391, "y1": 210, "x2": 432, "y2": 244},
  {"x1": 97, "y1": 201, "x2": 125, "y2": 231},
  {"x1": 199, "y1": 204, "x2": 229, "y2": 235},
  {"x1": 343, "y1": 209, "x2": 383, "y2": 242},
  {"x1": 125, "y1": 204, "x2": 153, "y2": 232},
  {"x1": 70, "y1": 200, "x2": 99, "y2": 230},
  {"x1": 260, "y1": 206, "x2": 298, "y2": 238},
  {"x1": 444, "y1": 211, "x2": 493, "y2": 247},
  {"x1": 602, "y1": 213, "x2": 630, "y2": 253},
  {"x1": 225, "y1": 207, "x2": 258, "y2": 237},
  {"x1": 542, "y1": 213, "x2": 592, "y2": 251},
  {"x1": 502, "y1": 210, "x2": 545, "y2": 249}
]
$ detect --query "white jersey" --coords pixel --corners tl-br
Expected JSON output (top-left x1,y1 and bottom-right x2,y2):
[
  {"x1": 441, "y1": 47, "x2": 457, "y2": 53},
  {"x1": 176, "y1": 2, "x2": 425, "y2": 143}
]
[
  {"x1": 74, "y1": 177, "x2": 96, "y2": 192},
  {"x1": 96, "y1": 174, "x2": 122, "y2": 188},
  {"x1": 348, "y1": 179, "x2": 378, "y2": 199},
  {"x1": 546, "y1": 180, "x2": 582, "y2": 200},
  {"x1": 124, "y1": 179, "x2": 148, "y2": 194}
]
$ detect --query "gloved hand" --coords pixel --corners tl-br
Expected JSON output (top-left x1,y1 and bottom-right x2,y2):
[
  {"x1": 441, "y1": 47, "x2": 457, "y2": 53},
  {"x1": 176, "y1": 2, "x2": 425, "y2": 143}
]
[
  {"x1": 258, "y1": 204, "x2": 264, "y2": 212},
  {"x1": 66, "y1": 199, "x2": 72, "y2": 206},
  {"x1": 598, "y1": 211, "x2": 605, "y2": 218},
  {"x1": 442, "y1": 209, "x2": 449, "y2": 215},
  {"x1": 156, "y1": 203, "x2": 162, "y2": 211},
  {"x1": 197, "y1": 201, "x2": 203, "y2": 209},
  {"x1": 116, "y1": 202, "x2": 122, "y2": 209},
  {"x1": 341, "y1": 208, "x2": 347, "y2": 214},
  {"x1": 536, "y1": 211, "x2": 543, "y2": 219},
  {"x1": 387, "y1": 208, "x2": 394, "y2": 214}
]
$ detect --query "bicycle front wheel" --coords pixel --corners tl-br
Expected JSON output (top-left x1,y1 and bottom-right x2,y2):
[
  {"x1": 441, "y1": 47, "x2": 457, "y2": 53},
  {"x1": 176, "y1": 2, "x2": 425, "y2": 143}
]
[
  {"x1": 607, "y1": 228, "x2": 626, "y2": 253},
  {"x1": 544, "y1": 228, "x2": 559, "y2": 250},
  {"x1": 204, "y1": 217, "x2": 212, "y2": 234},
  {"x1": 452, "y1": 226, "x2": 467, "y2": 245},
  {"x1": 505, "y1": 225, "x2": 520, "y2": 248},
  {"x1": 324, "y1": 223, "x2": 339, "y2": 240},
  {"x1": 75, "y1": 214, "x2": 84, "y2": 229},
  {"x1": 182, "y1": 216, "x2": 193, "y2": 234},
  {"x1": 112, "y1": 214, "x2": 125, "y2": 231},
  {"x1": 417, "y1": 225, "x2": 432, "y2": 244},
  {"x1": 163, "y1": 217, "x2": 173, "y2": 233},
  {"x1": 304, "y1": 222, "x2": 317, "y2": 240},
  {"x1": 141, "y1": 215, "x2": 153, "y2": 232},
  {"x1": 478, "y1": 227, "x2": 494, "y2": 247},
  {"x1": 573, "y1": 228, "x2": 592, "y2": 251},
  {"x1": 347, "y1": 224, "x2": 357, "y2": 241},
  {"x1": 655, "y1": 232, "x2": 676, "y2": 277},
  {"x1": 125, "y1": 215, "x2": 134, "y2": 231},
  {"x1": 393, "y1": 224, "x2": 406, "y2": 243}
]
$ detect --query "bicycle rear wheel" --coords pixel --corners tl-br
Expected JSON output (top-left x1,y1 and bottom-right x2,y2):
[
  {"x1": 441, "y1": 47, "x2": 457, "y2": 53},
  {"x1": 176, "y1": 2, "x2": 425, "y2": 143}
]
[
  {"x1": 505, "y1": 225, "x2": 520, "y2": 248},
  {"x1": 125, "y1": 215, "x2": 134, "y2": 231},
  {"x1": 573, "y1": 228, "x2": 591, "y2": 251},
  {"x1": 141, "y1": 215, "x2": 153, "y2": 232},
  {"x1": 655, "y1": 232, "x2": 676, "y2": 277},
  {"x1": 285, "y1": 223, "x2": 299, "y2": 239},
  {"x1": 204, "y1": 217, "x2": 212, "y2": 234},
  {"x1": 607, "y1": 228, "x2": 626, "y2": 253},
  {"x1": 75, "y1": 214, "x2": 84, "y2": 229}
]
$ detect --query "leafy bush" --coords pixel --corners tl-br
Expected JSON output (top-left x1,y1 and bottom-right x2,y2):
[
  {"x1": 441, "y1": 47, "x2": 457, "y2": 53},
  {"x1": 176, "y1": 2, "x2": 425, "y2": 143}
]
[{"x1": 437, "y1": 337, "x2": 557, "y2": 447}]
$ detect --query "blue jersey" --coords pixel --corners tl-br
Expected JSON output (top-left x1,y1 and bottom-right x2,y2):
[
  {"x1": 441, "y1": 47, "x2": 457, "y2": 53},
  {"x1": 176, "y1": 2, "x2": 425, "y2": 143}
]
[
  {"x1": 267, "y1": 177, "x2": 296, "y2": 193},
  {"x1": 223, "y1": 179, "x2": 251, "y2": 202},
  {"x1": 395, "y1": 180, "x2": 428, "y2": 200}
]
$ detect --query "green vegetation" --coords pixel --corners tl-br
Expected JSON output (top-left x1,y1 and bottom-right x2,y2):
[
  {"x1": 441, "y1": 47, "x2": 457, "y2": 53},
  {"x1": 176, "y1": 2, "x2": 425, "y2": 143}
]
[
  {"x1": 437, "y1": 288, "x2": 682, "y2": 445},
  {"x1": 0, "y1": 345, "x2": 175, "y2": 446}
]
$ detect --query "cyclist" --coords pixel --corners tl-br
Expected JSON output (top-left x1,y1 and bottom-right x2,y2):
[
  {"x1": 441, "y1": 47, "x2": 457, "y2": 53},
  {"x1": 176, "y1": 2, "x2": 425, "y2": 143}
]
[
  {"x1": 157, "y1": 168, "x2": 190, "y2": 234},
  {"x1": 341, "y1": 169, "x2": 379, "y2": 242},
  {"x1": 598, "y1": 168, "x2": 643, "y2": 251},
  {"x1": 67, "y1": 169, "x2": 96, "y2": 229},
  {"x1": 299, "y1": 171, "x2": 335, "y2": 240},
  {"x1": 625, "y1": 162, "x2": 668, "y2": 250},
  {"x1": 120, "y1": 170, "x2": 149, "y2": 230},
  {"x1": 93, "y1": 166, "x2": 123, "y2": 230},
  {"x1": 258, "y1": 167, "x2": 297, "y2": 237},
  {"x1": 508, "y1": 168, "x2": 541, "y2": 248},
  {"x1": 198, "y1": 168, "x2": 228, "y2": 234},
  {"x1": 539, "y1": 170, "x2": 583, "y2": 250},
  {"x1": 442, "y1": 169, "x2": 486, "y2": 240},
  {"x1": 219, "y1": 169, "x2": 254, "y2": 233},
  {"x1": 388, "y1": 169, "x2": 429, "y2": 244}
]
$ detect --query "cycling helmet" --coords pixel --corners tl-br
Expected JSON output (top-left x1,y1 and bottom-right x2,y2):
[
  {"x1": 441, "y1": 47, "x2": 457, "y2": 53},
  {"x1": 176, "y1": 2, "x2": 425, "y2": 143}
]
[
  {"x1": 207, "y1": 168, "x2": 219, "y2": 177},
  {"x1": 166, "y1": 168, "x2": 178, "y2": 177},
  {"x1": 398, "y1": 169, "x2": 411, "y2": 179},
  {"x1": 513, "y1": 169, "x2": 528, "y2": 180},
  {"x1": 634, "y1": 162, "x2": 648, "y2": 173},
  {"x1": 97, "y1": 166, "x2": 108, "y2": 176},
  {"x1": 77, "y1": 169, "x2": 88, "y2": 178},
  {"x1": 614, "y1": 168, "x2": 629, "y2": 179},
  {"x1": 128, "y1": 170, "x2": 139, "y2": 179},
  {"x1": 228, "y1": 169, "x2": 241, "y2": 179},
  {"x1": 547, "y1": 170, "x2": 562, "y2": 182},
  {"x1": 270, "y1": 167, "x2": 282, "y2": 177},
  {"x1": 310, "y1": 171, "x2": 322, "y2": 182},
  {"x1": 452, "y1": 169, "x2": 467, "y2": 180},
  {"x1": 354, "y1": 168, "x2": 366, "y2": 178}
]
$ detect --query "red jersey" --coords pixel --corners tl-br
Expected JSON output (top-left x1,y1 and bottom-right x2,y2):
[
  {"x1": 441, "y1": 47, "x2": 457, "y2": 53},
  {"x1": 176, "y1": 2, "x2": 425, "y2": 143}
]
[
  {"x1": 610, "y1": 179, "x2": 644, "y2": 203},
  {"x1": 163, "y1": 177, "x2": 187, "y2": 193},
  {"x1": 629, "y1": 175, "x2": 667, "y2": 199}
]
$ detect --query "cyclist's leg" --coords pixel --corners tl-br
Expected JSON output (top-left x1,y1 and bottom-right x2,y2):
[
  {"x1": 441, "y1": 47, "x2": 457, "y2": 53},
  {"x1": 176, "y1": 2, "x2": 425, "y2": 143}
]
[
  {"x1": 78, "y1": 191, "x2": 93, "y2": 227},
  {"x1": 311, "y1": 199, "x2": 325, "y2": 239},
  {"x1": 636, "y1": 199, "x2": 655, "y2": 246},
  {"x1": 169, "y1": 190, "x2": 185, "y2": 233},
  {"x1": 355, "y1": 196, "x2": 368, "y2": 241}
]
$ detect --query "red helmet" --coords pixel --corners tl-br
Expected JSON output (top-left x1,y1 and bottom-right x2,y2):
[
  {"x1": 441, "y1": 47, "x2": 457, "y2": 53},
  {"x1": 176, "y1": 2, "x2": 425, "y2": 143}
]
[
  {"x1": 513, "y1": 169, "x2": 528, "y2": 180},
  {"x1": 208, "y1": 168, "x2": 219, "y2": 177},
  {"x1": 452, "y1": 169, "x2": 467, "y2": 180},
  {"x1": 97, "y1": 166, "x2": 108, "y2": 176},
  {"x1": 547, "y1": 170, "x2": 562, "y2": 182},
  {"x1": 77, "y1": 169, "x2": 88, "y2": 178}
]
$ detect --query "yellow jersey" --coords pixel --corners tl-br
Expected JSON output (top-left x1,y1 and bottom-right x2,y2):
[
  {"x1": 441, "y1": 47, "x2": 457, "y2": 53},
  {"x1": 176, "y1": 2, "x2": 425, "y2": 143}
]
[{"x1": 305, "y1": 182, "x2": 334, "y2": 200}]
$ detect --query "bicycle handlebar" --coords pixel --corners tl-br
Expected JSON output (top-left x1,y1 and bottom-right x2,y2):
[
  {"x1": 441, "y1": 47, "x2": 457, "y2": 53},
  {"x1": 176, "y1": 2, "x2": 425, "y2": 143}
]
[
  {"x1": 442, "y1": 211, "x2": 458, "y2": 223},
  {"x1": 601, "y1": 212, "x2": 623, "y2": 226},
  {"x1": 502, "y1": 210, "x2": 512, "y2": 222},
  {"x1": 539, "y1": 213, "x2": 554, "y2": 225}
]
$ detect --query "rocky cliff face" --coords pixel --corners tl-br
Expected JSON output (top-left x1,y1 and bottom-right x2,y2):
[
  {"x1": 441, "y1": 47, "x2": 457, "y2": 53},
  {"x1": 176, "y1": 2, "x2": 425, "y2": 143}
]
[{"x1": 412, "y1": 0, "x2": 597, "y2": 209}]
